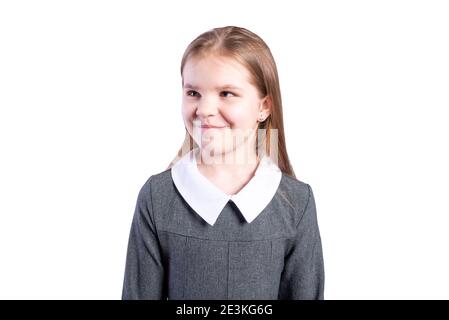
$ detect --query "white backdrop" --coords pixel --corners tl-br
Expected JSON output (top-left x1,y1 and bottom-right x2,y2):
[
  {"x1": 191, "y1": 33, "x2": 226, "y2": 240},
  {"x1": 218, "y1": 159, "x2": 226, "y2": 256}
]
[{"x1": 0, "y1": 0, "x2": 448, "y2": 299}]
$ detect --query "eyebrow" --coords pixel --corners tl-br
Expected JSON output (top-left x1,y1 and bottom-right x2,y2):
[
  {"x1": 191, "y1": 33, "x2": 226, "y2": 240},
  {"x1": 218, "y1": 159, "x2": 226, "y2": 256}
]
[{"x1": 183, "y1": 83, "x2": 243, "y2": 91}]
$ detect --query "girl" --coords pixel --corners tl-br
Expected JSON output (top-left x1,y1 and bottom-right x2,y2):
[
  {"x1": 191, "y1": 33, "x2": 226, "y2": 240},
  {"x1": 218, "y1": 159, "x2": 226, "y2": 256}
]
[{"x1": 122, "y1": 26, "x2": 325, "y2": 300}]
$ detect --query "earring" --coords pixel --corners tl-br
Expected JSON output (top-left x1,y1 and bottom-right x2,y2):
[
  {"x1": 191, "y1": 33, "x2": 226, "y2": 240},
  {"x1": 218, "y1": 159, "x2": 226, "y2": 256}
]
[{"x1": 258, "y1": 114, "x2": 264, "y2": 122}]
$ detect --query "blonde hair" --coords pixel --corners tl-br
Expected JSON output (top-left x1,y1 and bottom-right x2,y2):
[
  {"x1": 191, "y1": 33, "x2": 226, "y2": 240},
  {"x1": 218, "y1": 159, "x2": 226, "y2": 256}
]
[{"x1": 167, "y1": 26, "x2": 296, "y2": 179}]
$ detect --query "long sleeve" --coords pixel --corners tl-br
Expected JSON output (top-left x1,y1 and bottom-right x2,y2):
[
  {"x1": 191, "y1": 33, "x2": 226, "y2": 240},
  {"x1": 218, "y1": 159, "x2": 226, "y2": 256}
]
[
  {"x1": 121, "y1": 176, "x2": 167, "y2": 299},
  {"x1": 278, "y1": 184, "x2": 325, "y2": 300}
]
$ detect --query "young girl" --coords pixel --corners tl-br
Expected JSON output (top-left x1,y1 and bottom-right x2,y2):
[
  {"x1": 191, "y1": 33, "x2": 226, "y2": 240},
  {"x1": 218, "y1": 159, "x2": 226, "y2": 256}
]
[{"x1": 122, "y1": 26, "x2": 325, "y2": 300}]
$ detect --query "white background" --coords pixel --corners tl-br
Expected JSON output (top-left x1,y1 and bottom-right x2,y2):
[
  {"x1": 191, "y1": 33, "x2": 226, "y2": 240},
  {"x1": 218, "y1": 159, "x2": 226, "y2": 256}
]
[{"x1": 1, "y1": 0, "x2": 448, "y2": 299}]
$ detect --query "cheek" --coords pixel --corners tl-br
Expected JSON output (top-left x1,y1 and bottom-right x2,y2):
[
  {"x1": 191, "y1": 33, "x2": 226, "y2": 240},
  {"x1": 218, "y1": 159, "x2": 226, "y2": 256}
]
[
  {"x1": 223, "y1": 105, "x2": 256, "y2": 128},
  {"x1": 181, "y1": 104, "x2": 196, "y2": 134},
  {"x1": 181, "y1": 103, "x2": 196, "y2": 121}
]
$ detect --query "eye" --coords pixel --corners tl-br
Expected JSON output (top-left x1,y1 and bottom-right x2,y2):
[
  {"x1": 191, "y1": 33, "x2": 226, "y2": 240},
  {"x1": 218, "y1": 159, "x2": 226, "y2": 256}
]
[
  {"x1": 186, "y1": 90, "x2": 200, "y2": 97},
  {"x1": 221, "y1": 91, "x2": 235, "y2": 97}
]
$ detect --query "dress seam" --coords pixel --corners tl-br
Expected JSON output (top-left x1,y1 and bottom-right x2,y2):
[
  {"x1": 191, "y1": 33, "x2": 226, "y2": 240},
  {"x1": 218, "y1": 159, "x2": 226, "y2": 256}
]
[
  {"x1": 183, "y1": 236, "x2": 188, "y2": 299},
  {"x1": 227, "y1": 241, "x2": 230, "y2": 299},
  {"x1": 158, "y1": 229, "x2": 296, "y2": 242}
]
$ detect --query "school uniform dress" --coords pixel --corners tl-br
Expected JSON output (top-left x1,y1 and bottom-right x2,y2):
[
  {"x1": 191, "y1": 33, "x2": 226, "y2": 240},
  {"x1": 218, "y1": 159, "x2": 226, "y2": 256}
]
[{"x1": 122, "y1": 147, "x2": 325, "y2": 300}]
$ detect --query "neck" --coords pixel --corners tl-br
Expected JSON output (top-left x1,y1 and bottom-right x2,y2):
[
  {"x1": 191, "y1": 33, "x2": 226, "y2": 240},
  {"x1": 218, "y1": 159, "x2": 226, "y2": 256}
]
[{"x1": 196, "y1": 144, "x2": 261, "y2": 178}]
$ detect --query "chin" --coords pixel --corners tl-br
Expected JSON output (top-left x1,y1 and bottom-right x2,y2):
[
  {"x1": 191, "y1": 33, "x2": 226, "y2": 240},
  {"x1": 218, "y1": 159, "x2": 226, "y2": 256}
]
[{"x1": 198, "y1": 142, "x2": 234, "y2": 157}]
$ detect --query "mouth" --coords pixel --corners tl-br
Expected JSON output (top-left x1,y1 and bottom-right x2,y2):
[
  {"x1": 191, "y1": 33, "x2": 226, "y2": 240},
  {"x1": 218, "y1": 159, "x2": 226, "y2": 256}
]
[{"x1": 199, "y1": 125, "x2": 227, "y2": 129}]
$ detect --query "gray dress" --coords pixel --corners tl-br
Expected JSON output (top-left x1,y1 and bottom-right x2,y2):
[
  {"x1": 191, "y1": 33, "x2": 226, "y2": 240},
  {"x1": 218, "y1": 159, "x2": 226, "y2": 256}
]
[{"x1": 121, "y1": 169, "x2": 325, "y2": 300}]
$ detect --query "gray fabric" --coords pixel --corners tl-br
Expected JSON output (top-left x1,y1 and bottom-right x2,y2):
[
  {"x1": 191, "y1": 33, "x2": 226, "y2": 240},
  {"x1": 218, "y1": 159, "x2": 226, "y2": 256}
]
[{"x1": 121, "y1": 168, "x2": 325, "y2": 300}]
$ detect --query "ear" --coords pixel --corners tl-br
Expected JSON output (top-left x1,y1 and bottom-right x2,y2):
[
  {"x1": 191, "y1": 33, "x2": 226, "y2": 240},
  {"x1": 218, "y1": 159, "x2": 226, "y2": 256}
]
[{"x1": 258, "y1": 95, "x2": 272, "y2": 119}]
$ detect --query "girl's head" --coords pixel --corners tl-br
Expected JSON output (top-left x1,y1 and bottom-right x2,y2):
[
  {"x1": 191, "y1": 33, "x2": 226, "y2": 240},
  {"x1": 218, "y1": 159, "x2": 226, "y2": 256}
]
[{"x1": 169, "y1": 26, "x2": 296, "y2": 178}]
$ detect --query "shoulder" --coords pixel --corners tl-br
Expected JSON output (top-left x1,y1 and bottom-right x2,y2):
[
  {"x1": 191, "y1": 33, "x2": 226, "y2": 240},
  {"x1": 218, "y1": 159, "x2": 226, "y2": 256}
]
[
  {"x1": 279, "y1": 172, "x2": 312, "y2": 205},
  {"x1": 137, "y1": 168, "x2": 174, "y2": 198},
  {"x1": 134, "y1": 168, "x2": 176, "y2": 227},
  {"x1": 277, "y1": 172, "x2": 315, "y2": 226},
  {"x1": 280, "y1": 172, "x2": 310, "y2": 195},
  {"x1": 135, "y1": 168, "x2": 175, "y2": 212}
]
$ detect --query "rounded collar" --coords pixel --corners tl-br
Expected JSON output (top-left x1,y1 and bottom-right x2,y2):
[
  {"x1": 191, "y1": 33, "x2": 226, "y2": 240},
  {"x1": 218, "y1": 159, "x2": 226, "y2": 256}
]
[{"x1": 171, "y1": 148, "x2": 282, "y2": 226}]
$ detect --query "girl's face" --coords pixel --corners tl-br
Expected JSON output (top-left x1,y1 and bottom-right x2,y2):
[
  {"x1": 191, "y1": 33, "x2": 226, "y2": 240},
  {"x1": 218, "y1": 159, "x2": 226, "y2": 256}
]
[{"x1": 182, "y1": 54, "x2": 270, "y2": 162}]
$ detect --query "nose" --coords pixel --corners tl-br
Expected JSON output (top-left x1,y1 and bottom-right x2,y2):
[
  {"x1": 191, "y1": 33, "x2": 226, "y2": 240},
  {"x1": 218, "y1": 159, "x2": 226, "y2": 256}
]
[{"x1": 195, "y1": 96, "x2": 220, "y2": 119}]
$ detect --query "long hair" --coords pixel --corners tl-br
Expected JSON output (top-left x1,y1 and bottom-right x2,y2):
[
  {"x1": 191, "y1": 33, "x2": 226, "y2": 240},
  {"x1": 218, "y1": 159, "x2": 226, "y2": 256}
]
[{"x1": 167, "y1": 26, "x2": 296, "y2": 179}]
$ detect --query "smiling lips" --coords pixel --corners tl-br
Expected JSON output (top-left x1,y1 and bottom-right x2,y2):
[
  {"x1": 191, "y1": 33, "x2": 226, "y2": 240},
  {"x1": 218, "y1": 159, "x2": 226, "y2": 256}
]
[{"x1": 200, "y1": 124, "x2": 227, "y2": 129}]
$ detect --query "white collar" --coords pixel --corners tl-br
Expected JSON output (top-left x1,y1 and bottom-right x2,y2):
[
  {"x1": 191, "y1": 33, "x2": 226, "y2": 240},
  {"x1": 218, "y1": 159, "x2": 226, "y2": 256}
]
[{"x1": 171, "y1": 148, "x2": 282, "y2": 226}]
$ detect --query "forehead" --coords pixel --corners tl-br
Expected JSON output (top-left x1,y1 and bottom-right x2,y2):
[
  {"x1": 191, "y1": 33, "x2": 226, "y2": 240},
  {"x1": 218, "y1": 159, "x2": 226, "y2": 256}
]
[{"x1": 182, "y1": 55, "x2": 254, "y2": 89}]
